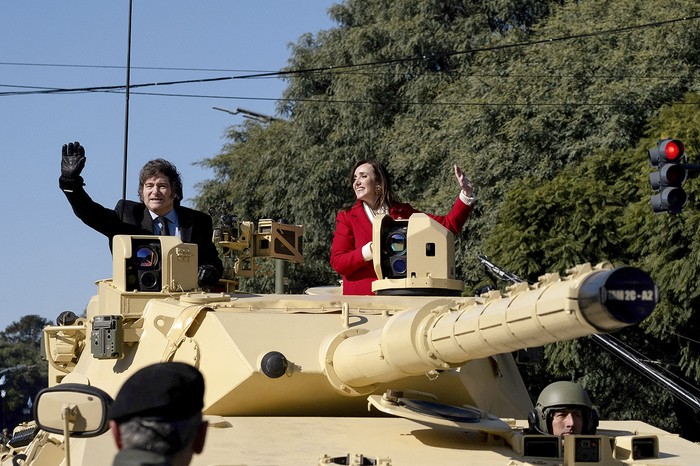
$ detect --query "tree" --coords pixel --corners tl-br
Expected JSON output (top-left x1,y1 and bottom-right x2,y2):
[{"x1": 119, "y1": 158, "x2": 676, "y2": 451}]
[{"x1": 0, "y1": 315, "x2": 50, "y2": 431}]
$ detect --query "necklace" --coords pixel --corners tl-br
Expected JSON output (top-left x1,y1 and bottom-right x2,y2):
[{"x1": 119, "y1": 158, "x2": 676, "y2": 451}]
[
  {"x1": 371, "y1": 205, "x2": 388, "y2": 216},
  {"x1": 363, "y1": 201, "x2": 388, "y2": 218}
]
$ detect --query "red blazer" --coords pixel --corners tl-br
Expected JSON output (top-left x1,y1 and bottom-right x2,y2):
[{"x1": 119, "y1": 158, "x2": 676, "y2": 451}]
[{"x1": 330, "y1": 198, "x2": 472, "y2": 295}]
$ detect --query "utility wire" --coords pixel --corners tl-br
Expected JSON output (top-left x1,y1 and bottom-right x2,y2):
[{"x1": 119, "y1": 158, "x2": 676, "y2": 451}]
[
  {"x1": 1, "y1": 13, "x2": 699, "y2": 98},
  {"x1": 6, "y1": 88, "x2": 700, "y2": 110},
  {"x1": 3, "y1": 13, "x2": 700, "y2": 77},
  {"x1": 0, "y1": 62, "x2": 276, "y2": 73},
  {"x1": 5, "y1": 85, "x2": 700, "y2": 110},
  {"x1": 2, "y1": 70, "x2": 694, "y2": 82}
]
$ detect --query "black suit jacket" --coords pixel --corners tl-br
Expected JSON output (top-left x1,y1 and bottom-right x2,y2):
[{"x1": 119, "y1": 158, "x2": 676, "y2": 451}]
[{"x1": 62, "y1": 183, "x2": 223, "y2": 276}]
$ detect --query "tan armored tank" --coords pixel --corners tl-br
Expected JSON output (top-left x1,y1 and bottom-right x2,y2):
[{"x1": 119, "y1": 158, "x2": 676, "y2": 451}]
[{"x1": 3, "y1": 213, "x2": 700, "y2": 465}]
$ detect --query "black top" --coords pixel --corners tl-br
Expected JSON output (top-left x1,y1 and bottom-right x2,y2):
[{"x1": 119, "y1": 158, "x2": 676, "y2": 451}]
[
  {"x1": 60, "y1": 178, "x2": 223, "y2": 276},
  {"x1": 113, "y1": 448, "x2": 171, "y2": 466}
]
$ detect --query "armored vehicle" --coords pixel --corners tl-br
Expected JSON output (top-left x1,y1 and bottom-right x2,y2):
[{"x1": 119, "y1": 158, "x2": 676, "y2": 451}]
[{"x1": 3, "y1": 213, "x2": 699, "y2": 465}]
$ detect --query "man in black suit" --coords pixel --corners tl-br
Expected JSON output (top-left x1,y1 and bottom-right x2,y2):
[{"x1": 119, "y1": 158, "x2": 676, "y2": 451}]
[{"x1": 59, "y1": 141, "x2": 223, "y2": 288}]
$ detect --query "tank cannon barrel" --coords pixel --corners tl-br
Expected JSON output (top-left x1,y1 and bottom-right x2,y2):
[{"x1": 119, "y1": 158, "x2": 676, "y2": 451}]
[{"x1": 323, "y1": 263, "x2": 657, "y2": 395}]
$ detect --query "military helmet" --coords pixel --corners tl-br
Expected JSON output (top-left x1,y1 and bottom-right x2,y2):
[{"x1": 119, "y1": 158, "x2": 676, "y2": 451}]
[{"x1": 529, "y1": 381, "x2": 598, "y2": 434}]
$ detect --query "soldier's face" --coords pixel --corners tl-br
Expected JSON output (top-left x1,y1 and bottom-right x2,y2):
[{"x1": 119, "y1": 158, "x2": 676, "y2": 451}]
[
  {"x1": 551, "y1": 408, "x2": 584, "y2": 436},
  {"x1": 142, "y1": 174, "x2": 176, "y2": 216}
]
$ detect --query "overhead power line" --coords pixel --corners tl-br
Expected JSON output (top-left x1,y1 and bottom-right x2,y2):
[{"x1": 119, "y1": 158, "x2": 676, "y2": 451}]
[
  {"x1": 0, "y1": 62, "x2": 276, "y2": 74},
  {"x1": 6, "y1": 86, "x2": 700, "y2": 110},
  {"x1": 1, "y1": 13, "x2": 699, "y2": 99}
]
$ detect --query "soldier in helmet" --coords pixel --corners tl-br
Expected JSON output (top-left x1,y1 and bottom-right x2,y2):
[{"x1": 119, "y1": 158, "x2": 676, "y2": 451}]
[
  {"x1": 528, "y1": 381, "x2": 599, "y2": 436},
  {"x1": 0, "y1": 428, "x2": 10, "y2": 450}
]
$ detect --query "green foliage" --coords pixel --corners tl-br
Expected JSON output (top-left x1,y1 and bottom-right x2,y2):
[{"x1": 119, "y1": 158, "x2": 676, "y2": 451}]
[
  {"x1": 0, "y1": 315, "x2": 50, "y2": 430},
  {"x1": 486, "y1": 145, "x2": 639, "y2": 278},
  {"x1": 195, "y1": 0, "x2": 700, "y2": 436}
]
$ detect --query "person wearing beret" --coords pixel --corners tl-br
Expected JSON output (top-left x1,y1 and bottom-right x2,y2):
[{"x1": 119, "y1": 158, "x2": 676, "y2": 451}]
[
  {"x1": 109, "y1": 362, "x2": 208, "y2": 466},
  {"x1": 331, "y1": 159, "x2": 475, "y2": 295},
  {"x1": 60, "y1": 141, "x2": 224, "y2": 289}
]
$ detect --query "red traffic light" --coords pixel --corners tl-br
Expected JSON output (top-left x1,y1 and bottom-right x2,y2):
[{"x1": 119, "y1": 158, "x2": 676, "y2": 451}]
[
  {"x1": 662, "y1": 140, "x2": 684, "y2": 161},
  {"x1": 649, "y1": 138, "x2": 686, "y2": 165}
]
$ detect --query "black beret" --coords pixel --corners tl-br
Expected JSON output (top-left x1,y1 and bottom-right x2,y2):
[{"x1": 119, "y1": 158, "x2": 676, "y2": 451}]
[{"x1": 109, "y1": 362, "x2": 204, "y2": 423}]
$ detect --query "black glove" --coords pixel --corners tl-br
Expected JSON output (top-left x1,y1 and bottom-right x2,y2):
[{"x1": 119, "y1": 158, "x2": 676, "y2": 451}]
[
  {"x1": 59, "y1": 141, "x2": 86, "y2": 191},
  {"x1": 198, "y1": 264, "x2": 221, "y2": 288},
  {"x1": 61, "y1": 141, "x2": 86, "y2": 178}
]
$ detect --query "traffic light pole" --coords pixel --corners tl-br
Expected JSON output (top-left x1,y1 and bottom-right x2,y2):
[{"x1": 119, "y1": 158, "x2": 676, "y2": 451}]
[{"x1": 680, "y1": 163, "x2": 700, "y2": 171}]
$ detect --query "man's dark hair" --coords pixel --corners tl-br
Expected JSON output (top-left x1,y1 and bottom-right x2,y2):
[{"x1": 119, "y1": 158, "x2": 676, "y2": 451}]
[
  {"x1": 117, "y1": 414, "x2": 203, "y2": 456},
  {"x1": 138, "y1": 159, "x2": 183, "y2": 203}
]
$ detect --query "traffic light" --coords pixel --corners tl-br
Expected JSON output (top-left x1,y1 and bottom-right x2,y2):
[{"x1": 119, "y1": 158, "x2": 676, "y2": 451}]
[{"x1": 649, "y1": 138, "x2": 687, "y2": 213}]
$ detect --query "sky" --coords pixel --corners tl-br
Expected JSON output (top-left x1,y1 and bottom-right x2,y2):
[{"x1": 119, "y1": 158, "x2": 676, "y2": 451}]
[{"x1": 0, "y1": 1, "x2": 337, "y2": 330}]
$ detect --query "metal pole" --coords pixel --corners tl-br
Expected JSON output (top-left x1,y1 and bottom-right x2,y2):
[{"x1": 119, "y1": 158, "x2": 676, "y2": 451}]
[
  {"x1": 591, "y1": 334, "x2": 700, "y2": 412},
  {"x1": 275, "y1": 259, "x2": 286, "y2": 294},
  {"x1": 121, "y1": 0, "x2": 133, "y2": 205}
]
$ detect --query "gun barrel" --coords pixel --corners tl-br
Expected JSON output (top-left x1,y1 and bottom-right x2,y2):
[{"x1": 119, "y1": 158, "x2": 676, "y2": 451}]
[{"x1": 325, "y1": 264, "x2": 656, "y2": 393}]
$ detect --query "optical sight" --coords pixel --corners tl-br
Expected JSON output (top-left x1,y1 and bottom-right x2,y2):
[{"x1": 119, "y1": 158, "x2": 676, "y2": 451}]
[
  {"x1": 112, "y1": 235, "x2": 199, "y2": 293},
  {"x1": 372, "y1": 213, "x2": 463, "y2": 296}
]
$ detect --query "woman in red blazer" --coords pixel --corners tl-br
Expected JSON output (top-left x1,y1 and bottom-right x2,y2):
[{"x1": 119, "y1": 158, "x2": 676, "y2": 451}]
[{"x1": 330, "y1": 159, "x2": 475, "y2": 295}]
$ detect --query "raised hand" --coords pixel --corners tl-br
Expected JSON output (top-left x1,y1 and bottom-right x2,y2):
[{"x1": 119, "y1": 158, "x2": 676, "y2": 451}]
[
  {"x1": 454, "y1": 164, "x2": 474, "y2": 197},
  {"x1": 61, "y1": 141, "x2": 86, "y2": 180}
]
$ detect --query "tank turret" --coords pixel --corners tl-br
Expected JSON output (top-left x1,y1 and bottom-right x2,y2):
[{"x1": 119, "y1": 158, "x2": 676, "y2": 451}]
[{"x1": 7, "y1": 215, "x2": 700, "y2": 465}]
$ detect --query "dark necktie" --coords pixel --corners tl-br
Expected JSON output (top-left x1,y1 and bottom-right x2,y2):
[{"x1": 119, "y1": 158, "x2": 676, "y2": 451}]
[{"x1": 156, "y1": 216, "x2": 170, "y2": 236}]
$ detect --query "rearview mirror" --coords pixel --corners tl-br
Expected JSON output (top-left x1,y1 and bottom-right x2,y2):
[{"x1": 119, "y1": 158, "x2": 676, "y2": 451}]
[{"x1": 34, "y1": 383, "x2": 113, "y2": 438}]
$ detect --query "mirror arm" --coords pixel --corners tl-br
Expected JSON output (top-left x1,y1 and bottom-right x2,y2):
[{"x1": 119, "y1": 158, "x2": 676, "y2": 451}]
[{"x1": 61, "y1": 404, "x2": 73, "y2": 466}]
